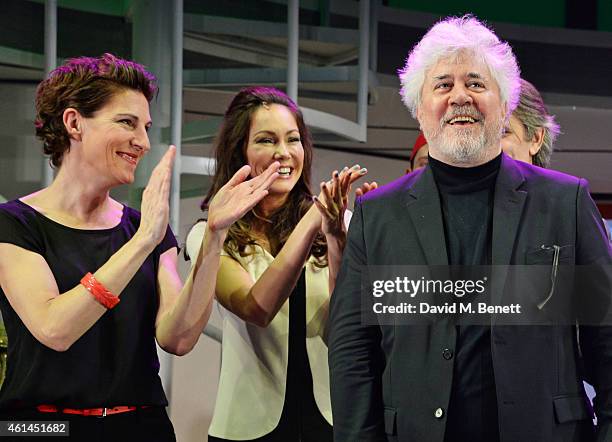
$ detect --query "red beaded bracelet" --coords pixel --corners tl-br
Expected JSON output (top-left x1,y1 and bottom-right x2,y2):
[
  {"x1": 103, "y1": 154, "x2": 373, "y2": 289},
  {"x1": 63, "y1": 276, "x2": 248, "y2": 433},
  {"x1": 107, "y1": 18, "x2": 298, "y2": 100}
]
[{"x1": 80, "y1": 272, "x2": 120, "y2": 309}]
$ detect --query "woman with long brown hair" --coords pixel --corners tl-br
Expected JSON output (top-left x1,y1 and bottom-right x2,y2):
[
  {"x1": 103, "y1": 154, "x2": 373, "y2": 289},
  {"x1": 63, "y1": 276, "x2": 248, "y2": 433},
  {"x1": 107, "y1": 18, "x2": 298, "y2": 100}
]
[{"x1": 186, "y1": 86, "x2": 376, "y2": 442}]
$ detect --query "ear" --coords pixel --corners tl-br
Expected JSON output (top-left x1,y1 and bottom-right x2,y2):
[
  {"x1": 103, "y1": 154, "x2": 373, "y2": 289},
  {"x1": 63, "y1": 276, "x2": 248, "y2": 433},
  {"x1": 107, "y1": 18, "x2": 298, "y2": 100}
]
[
  {"x1": 529, "y1": 127, "x2": 545, "y2": 156},
  {"x1": 62, "y1": 108, "x2": 83, "y2": 142}
]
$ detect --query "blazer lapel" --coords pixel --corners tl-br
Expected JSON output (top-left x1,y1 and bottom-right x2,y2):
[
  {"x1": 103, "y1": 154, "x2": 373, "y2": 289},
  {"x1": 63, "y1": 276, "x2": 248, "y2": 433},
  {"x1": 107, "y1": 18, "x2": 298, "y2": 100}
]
[
  {"x1": 405, "y1": 167, "x2": 449, "y2": 266},
  {"x1": 492, "y1": 154, "x2": 527, "y2": 265},
  {"x1": 491, "y1": 154, "x2": 527, "y2": 305}
]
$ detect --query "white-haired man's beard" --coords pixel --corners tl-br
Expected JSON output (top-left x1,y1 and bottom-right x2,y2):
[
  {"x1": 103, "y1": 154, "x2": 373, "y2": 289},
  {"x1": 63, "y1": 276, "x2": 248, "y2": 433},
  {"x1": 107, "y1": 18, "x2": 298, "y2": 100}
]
[{"x1": 422, "y1": 106, "x2": 503, "y2": 165}]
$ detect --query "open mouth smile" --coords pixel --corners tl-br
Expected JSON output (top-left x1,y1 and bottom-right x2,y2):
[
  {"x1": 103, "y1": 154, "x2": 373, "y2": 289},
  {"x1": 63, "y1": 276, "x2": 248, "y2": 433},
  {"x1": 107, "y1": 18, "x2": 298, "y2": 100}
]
[
  {"x1": 446, "y1": 115, "x2": 480, "y2": 126},
  {"x1": 117, "y1": 151, "x2": 138, "y2": 166},
  {"x1": 278, "y1": 166, "x2": 293, "y2": 178}
]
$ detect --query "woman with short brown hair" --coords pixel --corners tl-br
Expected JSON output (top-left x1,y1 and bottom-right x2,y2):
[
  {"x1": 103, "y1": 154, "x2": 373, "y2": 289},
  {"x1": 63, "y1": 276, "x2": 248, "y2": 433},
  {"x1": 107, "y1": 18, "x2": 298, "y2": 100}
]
[{"x1": 0, "y1": 55, "x2": 279, "y2": 441}]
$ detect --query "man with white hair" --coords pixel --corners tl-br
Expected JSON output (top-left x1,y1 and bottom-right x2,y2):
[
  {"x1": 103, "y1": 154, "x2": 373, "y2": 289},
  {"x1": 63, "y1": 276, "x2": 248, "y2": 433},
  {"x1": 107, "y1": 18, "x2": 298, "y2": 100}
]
[{"x1": 329, "y1": 16, "x2": 612, "y2": 442}]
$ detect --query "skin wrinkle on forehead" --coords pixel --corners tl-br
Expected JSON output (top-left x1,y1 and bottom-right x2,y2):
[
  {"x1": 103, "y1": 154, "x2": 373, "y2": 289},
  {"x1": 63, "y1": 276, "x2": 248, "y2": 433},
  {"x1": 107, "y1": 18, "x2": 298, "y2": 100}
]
[
  {"x1": 431, "y1": 72, "x2": 486, "y2": 82},
  {"x1": 421, "y1": 49, "x2": 497, "y2": 103}
]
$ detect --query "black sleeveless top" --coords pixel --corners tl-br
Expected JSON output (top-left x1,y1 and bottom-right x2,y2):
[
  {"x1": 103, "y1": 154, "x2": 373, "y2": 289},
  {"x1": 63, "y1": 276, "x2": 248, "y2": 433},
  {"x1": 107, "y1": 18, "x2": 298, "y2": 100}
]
[{"x1": 0, "y1": 199, "x2": 177, "y2": 410}]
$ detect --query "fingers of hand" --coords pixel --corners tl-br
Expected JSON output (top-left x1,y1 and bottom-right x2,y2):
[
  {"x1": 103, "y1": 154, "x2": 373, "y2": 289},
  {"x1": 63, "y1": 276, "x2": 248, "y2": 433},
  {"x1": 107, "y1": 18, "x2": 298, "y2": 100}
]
[
  {"x1": 146, "y1": 147, "x2": 175, "y2": 189},
  {"x1": 259, "y1": 164, "x2": 280, "y2": 190},
  {"x1": 342, "y1": 164, "x2": 367, "y2": 186},
  {"x1": 313, "y1": 195, "x2": 332, "y2": 219},
  {"x1": 227, "y1": 165, "x2": 252, "y2": 188},
  {"x1": 237, "y1": 188, "x2": 269, "y2": 217},
  {"x1": 331, "y1": 170, "x2": 343, "y2": 207},
  {"x1": 342, "y1": 169, "x2": 352, "y2": 195},
  {"x1": 320, "y1": 181, "x2": 334, "y2": 208},
  {"x1": 325, "y1": 168, "x2": 344, "y2": 200},
  {"x1": 164, "y1": 145, "x2": 177, "y2": 168},
  {"x1": 248, "y1": 161, "x2": 280, "y2": 190},
  {"x1": 356, "y1": 181, "x2": 378, "y2": 197}
]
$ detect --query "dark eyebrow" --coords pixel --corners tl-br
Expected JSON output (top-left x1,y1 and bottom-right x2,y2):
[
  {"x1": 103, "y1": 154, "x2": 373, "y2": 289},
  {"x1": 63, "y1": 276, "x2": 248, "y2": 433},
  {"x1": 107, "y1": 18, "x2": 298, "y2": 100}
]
[
  {"x1": 431, "y1": 73, "x2": 486, "y2": 81},
  {"x1": 467, "y1": 72, "x2": 486, "y2": 80},
  {"x1": 253, "y1": 130, "x2": 276, "y2": 137},
  {"x1": 432, "y1": 74, "x2": 451, "y2": 81}
]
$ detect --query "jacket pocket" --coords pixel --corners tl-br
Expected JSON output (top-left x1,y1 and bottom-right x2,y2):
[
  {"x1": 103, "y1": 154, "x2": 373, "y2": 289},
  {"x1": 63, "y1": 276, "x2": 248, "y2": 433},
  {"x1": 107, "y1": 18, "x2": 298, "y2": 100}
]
[
  {"x1": 553, "y1": 395, "x2": 593, "y2": 423},
  {"x1": 384, "y1": 407, "x2": 397, "y2": 435},
  {"x1": 525, "y1": 244, "x2": 574, "y2": 264}
]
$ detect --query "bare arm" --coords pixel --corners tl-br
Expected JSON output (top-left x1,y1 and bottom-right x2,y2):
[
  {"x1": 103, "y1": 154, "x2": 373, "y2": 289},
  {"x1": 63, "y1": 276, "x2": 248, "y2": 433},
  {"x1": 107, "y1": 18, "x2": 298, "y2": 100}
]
[
  {"x1": 216, "y1": 166, "x2": 369, "y2": 328},
  {"x1": 0, "y1": 147, "x2": 179, "y2": 352},
  {"x1": 0, "y1": 231, "x2": 156, "y2": 352},
  {"x1": 215, "y1": 205, "x2": 322, "y2": 327},
  {"x1": 153, "y1": 228, "x2": 223, "y2": 355},
  {"x1": 154, "y1": 163, "x2": 279, "y2": 354}
]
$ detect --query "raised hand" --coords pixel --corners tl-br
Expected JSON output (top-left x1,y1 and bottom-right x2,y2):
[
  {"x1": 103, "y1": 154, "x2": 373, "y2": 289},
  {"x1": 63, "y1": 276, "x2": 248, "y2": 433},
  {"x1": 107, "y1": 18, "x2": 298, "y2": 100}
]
[
  {"x1": 138, "y1": 145, "x2": 176, "y2": 247},
  {"x1": 313, "y1": 165, "x2": 367, "y2": 237},
  {"x1": 207, "y1": 162, "x2": 280, "y2": 232},
  {"x1": 355, "y1": 181, "x2": 378, "y2": 198}
]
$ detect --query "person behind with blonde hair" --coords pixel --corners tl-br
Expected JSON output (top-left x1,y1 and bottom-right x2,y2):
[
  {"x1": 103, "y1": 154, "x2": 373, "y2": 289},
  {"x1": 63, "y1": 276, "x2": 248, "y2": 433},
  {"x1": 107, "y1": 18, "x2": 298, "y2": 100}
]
[{"x1": 501, "y1": 78, "x2": 560, "y2": 168}]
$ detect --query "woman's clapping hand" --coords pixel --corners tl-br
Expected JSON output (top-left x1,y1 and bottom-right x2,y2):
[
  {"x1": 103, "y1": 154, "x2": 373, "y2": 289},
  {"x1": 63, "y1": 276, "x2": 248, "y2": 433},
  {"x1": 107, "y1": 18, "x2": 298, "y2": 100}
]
[
  {"x1": 207, "y1": 162, "x2": 280, "y2": 233},
  {"x1": 138, "y1": 145, "x2": 176, "y2": 247},
  {"x1": 313, "y1": 165, "x2": 376, "y2": 237}
]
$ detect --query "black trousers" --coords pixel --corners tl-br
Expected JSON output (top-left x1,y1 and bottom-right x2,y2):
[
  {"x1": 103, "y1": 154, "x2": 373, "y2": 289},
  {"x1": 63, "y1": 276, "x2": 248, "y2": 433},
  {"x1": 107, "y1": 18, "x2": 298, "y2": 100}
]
[{"x1": 0, "y1": 406, "x2": 176, "y2": 442}]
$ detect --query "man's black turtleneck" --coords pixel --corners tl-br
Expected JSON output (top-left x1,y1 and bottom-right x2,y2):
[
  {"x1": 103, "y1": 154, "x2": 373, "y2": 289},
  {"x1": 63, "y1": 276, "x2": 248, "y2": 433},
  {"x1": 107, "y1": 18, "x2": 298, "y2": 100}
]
[{"x1": 429, "y1": 153, "x2": 502, "y2": 442}]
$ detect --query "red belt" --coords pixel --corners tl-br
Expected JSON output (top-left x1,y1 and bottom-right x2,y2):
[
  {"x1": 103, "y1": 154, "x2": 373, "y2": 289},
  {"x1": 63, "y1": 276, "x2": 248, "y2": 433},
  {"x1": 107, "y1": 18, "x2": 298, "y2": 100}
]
[{"x1": 37, "y1": 404, "x2": 148, "y2": 417}]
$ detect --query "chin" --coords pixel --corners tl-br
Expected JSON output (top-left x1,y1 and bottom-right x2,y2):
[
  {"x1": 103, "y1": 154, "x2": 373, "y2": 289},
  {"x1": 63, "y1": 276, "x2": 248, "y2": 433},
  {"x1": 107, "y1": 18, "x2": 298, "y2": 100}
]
[
  {"x1": 269, "y1": 180, "x2": 297, "y2": 196},
  {"x1": 114, "y1": 173, "x2": 135, "y2": 186}
]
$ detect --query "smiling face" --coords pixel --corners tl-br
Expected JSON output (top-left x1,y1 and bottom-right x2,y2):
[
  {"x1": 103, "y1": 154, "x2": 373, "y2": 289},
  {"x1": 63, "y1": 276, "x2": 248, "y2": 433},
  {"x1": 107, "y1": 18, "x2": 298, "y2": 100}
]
[
  {"x1": 245, "y1": 104, "x2": 304, "y2": 204},
  {"x1": 417, "y1": 52, "x2": 506, "y2": 166},
  {"x1": 77, "y1": 89, "x2": 151, "y2": 186},
  {"x1": 501, "y1": 114, "x2": 543, "y2": 165}
]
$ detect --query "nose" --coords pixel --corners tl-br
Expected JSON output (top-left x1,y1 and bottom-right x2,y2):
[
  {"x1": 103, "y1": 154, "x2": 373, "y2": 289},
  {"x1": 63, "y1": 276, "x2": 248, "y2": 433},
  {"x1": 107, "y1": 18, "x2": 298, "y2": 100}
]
[
  {"x1": 449, "y1": 84, "x2": 473, "y2": 107},
  {"x1": 132, "y1": 126, "x2": 151, "y2": 153},
  {"x1": 273, "y1": 141, "x2": 290, "y2": 159}
]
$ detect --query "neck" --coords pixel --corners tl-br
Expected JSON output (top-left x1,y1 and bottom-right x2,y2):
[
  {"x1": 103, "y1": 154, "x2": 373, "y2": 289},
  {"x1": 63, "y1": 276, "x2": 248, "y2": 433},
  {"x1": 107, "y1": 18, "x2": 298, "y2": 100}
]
[
  {"x1": 36, "y1": 160, "x2": 115, "y2": 222},
  {"x1": 429, "y1": 145, "x2": 502, "y2": 168},
  {"x1": 256, "y1": 193, "x2": 289, "y2": 218}
]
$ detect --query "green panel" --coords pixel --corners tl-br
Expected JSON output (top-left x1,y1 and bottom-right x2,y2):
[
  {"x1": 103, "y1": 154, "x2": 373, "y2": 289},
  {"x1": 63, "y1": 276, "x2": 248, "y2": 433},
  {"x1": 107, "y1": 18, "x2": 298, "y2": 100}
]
[
  {"x1": 30, "y1": 0, "x2": 132, "y2": 17},
  {"x1": 387, "y1": 0, "x2": 565, "y2": 28},
  {"x1": 599, "y1": 0, "x2": 612, "y2": 31}
]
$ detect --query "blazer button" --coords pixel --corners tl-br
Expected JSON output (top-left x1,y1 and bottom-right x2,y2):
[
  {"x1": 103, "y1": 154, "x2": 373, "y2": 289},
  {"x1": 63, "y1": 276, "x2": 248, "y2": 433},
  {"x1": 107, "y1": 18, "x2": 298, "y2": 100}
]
[
  {"x1": 434, "y1": 407, "x2": 444, "y2": 419},
  {"x1": 442, "y1": 348, "x2": 453, "y2": 360}
]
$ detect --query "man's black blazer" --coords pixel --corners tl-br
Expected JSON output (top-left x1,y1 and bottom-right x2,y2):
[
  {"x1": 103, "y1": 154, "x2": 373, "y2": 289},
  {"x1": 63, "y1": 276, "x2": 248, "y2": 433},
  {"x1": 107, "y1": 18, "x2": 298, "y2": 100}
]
[{"x1": 329, "y1": 154, "x2": 612, "y2": 442}]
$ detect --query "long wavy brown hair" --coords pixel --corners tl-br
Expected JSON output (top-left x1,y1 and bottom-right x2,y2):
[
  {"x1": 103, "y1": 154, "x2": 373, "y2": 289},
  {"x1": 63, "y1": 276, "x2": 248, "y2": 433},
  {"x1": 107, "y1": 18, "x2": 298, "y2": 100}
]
[{"x1": 201, "y1": 86, "x2": 327, "y2": 265}]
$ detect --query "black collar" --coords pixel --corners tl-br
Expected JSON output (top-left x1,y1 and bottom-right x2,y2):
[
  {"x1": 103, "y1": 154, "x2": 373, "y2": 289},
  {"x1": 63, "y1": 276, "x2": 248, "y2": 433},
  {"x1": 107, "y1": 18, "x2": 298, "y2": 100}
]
[{"x1": 429, "y1": 153, "x2": 502, "y2": 194}]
